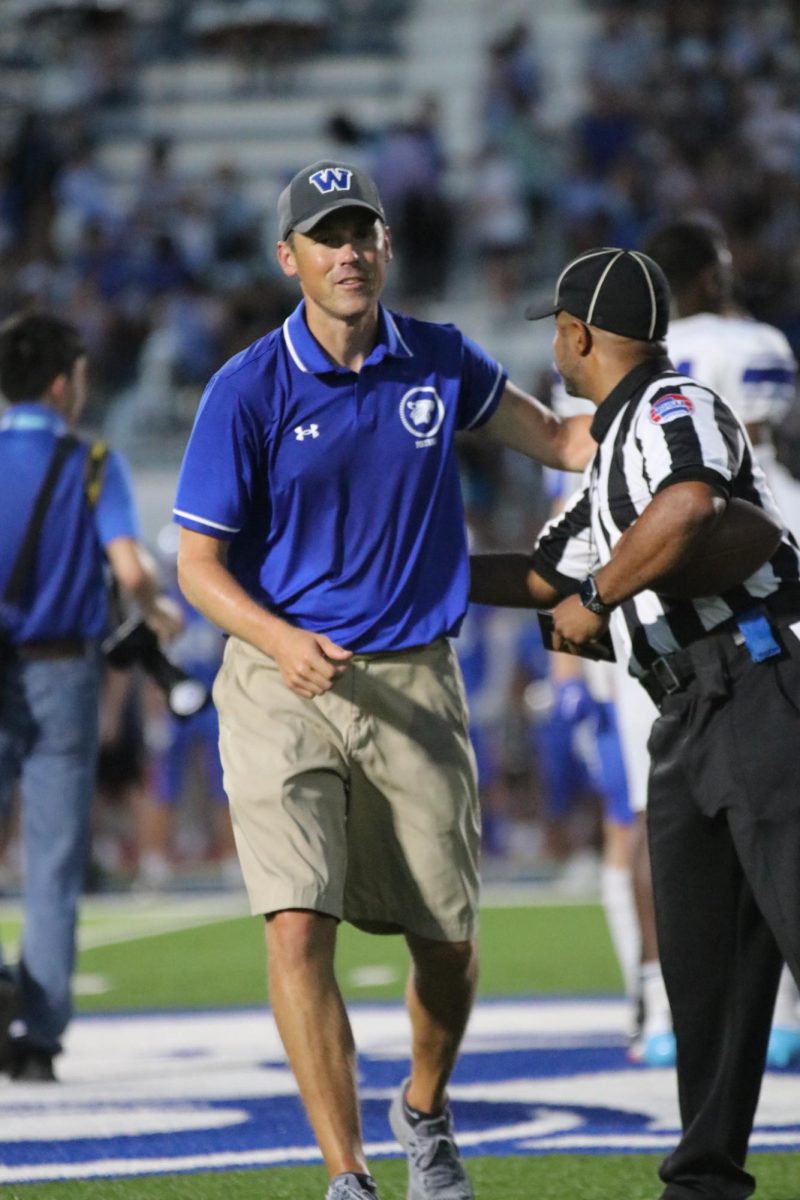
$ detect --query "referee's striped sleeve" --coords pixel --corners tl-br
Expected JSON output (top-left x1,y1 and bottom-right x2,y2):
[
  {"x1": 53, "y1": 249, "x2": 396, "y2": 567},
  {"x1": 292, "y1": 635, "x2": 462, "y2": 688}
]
[
  {"x1": 635, "y1": 382, "x2": 738, "y2": 496},
  {"x1": 532, "y1": 486, "x2": 598, "y2": 593}
]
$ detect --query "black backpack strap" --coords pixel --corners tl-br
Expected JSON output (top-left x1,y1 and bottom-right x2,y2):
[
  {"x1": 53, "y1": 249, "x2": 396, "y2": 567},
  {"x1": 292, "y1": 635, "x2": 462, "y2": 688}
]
[{"x1": 3, "y1": 434, "x2": 81, "y2": 606}]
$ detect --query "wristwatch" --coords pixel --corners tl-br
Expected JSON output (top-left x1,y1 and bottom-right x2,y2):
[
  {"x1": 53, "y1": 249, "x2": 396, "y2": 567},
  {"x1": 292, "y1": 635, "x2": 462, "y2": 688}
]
[{"x1": 579, "y1": 574, "x2": 614, "y2": 616}]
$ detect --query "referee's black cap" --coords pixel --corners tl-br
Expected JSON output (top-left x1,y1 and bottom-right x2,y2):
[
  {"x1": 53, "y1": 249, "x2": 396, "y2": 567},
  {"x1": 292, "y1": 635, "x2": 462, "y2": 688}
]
[
  {"x1": 525, "y1": 247, "x2": 671, "y2": 341},
  {"x1": 277, "y1": 160, "x2": 385, "y2": 242}
]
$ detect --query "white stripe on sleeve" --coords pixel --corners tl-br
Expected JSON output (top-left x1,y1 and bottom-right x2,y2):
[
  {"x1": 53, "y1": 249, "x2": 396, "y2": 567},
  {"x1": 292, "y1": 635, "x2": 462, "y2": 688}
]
[{"x1": 173, "y1": 509, "x2": 240, "y2": 533}]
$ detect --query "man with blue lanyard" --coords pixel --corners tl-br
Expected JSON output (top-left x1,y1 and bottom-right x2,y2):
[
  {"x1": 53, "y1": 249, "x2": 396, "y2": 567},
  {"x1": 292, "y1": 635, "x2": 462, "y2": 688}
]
[
  {"x1": 174, "y1": 159, "x2": 594, "y2": 1200},
  {"x1": 0, "y1": 312, "x2": 180, "y2": 1082}
]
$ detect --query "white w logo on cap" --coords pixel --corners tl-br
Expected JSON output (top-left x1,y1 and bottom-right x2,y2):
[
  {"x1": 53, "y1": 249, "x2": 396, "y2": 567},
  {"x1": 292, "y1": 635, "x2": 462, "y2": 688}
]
[{"x1": 309, "y1": 167, "x2": 353, "y2": 194}]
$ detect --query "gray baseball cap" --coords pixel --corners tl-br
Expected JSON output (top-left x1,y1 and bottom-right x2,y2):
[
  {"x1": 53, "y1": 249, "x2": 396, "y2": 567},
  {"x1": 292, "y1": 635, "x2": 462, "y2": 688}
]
[{"x1": 277, "y1": 160, "x2": 385, "y2": 241}]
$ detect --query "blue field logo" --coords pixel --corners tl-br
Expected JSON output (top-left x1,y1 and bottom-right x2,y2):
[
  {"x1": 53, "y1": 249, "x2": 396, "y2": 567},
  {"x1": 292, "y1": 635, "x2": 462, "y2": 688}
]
[{"x1": 0, "y1": 1000, "x2": 797, "y2": 1184}]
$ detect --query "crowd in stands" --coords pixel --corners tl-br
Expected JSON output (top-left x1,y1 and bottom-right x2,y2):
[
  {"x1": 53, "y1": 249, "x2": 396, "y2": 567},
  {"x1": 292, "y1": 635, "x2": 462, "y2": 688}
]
[
  {"x1": 2, "y1": 0, "x2": 800, "y2": 889},
  {"x1": 0, "y1": 0, "x2": 413, "y2": 441},
  {"x1": 473, "y1": 1, "x2": 800, "y2": 338},
  {"x1": 2, "y1": 2, "x2": 799, "y2": 431}
]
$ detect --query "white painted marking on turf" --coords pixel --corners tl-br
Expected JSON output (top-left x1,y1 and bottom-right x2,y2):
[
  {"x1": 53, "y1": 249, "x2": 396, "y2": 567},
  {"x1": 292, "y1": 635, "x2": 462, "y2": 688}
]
[
  {"x1": 1, "y1": 1000, "x2": 798, "y2": 1183},
  {"x1": 0, "y1": 893, "x2": 249, "y2": 922},
  {"x1": 349, "y1": 966, "x2": 399, "y2": 987},
  {"x1": 0, "y1": 1106, "x2": 247, "y2": 1140},
  {"x1": 479, "y1": 883, "x2": 601, "y2": 907},
  {"x1": 0, "y1": 1147, "x2": 327, "y2": 1184},
  {"x1": 0, "y1": 1117, "x2": 590, "y2": 1185},
  {"x1": 435, "y1": 1112, "x2": 584, "y2": 1145},
  {"x1": 77, "y1": 910, "x2": 247, "y2": 951},
  {"x1": 1, "y1": 888, "x2": 600, "y2": 970},
  {"x1": 73, "y1": 973, "x2": 110, "y2": 995},
  {"x1": 0, "y1": 892, "x2": 251, "y2": 954},
  {"x1": 527, "y1": 1133, "x2": 800, "y2": 1150},
  {"x1": 4, "y1": 1124, "x2": 800, "y2": 1187}
]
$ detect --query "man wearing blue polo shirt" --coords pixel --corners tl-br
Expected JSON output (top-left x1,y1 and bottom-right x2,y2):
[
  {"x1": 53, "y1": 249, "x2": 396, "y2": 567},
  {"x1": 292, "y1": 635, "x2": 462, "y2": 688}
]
[
  {"x1": 0, "y1": 312, "x2": 181, "y2": 1082},
  {"x1": 175, "y1": 160, "x2": 593, "y2": 1200}
]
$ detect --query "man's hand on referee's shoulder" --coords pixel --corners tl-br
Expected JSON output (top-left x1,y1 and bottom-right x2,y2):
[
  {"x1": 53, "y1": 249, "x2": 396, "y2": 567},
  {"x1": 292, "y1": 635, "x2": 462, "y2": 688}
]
[{"x1": 272, "y1": 625, "x2": 352, "y2": 699}]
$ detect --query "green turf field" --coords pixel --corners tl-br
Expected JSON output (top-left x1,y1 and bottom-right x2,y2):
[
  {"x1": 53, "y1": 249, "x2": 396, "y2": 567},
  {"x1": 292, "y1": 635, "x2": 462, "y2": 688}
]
[
  {"x1": 5, "y1": 1153, "x2": 799, "y2": 1200},
  {"x1": 0, "y1": 892, "x2": 796, "y2": 1198},
  {"x1": 70, "y1": 895, "x2": 623, "y2": 1010},
  {"x1": 3, "y1": 892, "x2": 625, "y2": 1009}
]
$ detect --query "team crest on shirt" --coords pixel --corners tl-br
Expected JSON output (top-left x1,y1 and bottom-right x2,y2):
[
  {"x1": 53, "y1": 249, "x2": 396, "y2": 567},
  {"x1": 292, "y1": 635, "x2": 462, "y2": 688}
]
[
  {"x1": 399, "y1": 386, "x2": 445, "y2": 447},
  {"x1": 649, "y1": 393, "x2": 695, "y2": 424}
]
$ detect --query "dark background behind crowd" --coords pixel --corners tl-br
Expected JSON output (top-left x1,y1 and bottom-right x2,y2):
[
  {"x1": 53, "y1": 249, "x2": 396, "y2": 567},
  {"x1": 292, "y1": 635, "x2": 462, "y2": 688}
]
[{"x1": 2, "y1": 0, "x2": 800, "y2": 892}]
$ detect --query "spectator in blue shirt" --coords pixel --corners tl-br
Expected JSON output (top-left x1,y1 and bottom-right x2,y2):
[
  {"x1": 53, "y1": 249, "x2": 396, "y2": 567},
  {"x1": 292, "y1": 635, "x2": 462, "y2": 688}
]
[
  {"x1": 174, "y1": 159, "x2": 594, "y2": 1200},
  {"x1": 0, "y1": 312, "x2": 181, "y2": 1083}
]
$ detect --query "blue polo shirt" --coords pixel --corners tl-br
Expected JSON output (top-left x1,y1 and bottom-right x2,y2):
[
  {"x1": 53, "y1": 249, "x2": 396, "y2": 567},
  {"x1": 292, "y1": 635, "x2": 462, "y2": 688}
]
[
  {"x1": 174, "y1": 302, "x2": 507, "y2": 652},
  {"x1": 0, "y1": 404, "x2": 140, "y2": 643}
]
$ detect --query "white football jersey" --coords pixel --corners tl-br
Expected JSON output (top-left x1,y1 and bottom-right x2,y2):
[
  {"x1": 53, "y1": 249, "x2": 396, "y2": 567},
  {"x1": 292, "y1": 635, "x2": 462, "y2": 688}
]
[
  {"x1": 549, "y1": 310, "x2": 799, "y2": 514},
  {"x1": 666, "y1": 311, "x2": 796, "y2": 429}
]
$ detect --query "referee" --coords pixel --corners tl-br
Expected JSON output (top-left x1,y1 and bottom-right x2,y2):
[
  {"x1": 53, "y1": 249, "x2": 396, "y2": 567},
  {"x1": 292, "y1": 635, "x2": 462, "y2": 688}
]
[{"x1": 471, "y1": 246, "x2": 800, "y2": 1200}]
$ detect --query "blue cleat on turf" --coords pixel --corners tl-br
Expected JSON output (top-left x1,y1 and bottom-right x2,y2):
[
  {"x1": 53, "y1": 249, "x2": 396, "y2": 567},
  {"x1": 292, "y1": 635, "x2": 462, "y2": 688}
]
[
  {"x1": 642, "y1": 1031, "x2": 676, "y2": 1067},
  {"x1": 766, "y1": 1027, "x2": 800, "y2": 1069}
]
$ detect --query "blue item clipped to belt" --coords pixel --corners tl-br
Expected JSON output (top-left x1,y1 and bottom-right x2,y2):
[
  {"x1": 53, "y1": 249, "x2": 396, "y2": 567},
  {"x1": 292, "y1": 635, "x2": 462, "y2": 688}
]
[{"x1": 735, "y1": 607, "x2": 781, "y2": 662}]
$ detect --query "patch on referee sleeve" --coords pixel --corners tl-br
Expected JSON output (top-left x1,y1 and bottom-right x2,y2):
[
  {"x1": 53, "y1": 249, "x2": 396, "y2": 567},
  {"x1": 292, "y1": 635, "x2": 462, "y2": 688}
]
[{"x1": 649, "y1": 393, "x2": 695, "y2": 424}]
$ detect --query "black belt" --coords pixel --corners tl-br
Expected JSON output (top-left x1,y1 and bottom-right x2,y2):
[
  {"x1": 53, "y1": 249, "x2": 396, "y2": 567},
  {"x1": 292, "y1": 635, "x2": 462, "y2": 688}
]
[
  {"x1": 639, "y1": 587, "x2": 800, "y2": 707},
  {"x1": 17, "y1": 638, "x2": 88, "y2": 661},
  {"x1": 640, "y1": 648, "x2": 713, "y2": 706}
]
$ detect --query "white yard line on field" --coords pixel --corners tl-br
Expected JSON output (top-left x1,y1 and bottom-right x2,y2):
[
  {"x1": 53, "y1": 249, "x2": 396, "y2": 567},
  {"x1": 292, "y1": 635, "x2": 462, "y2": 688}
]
[
  {"x1": 480, "y1": 881, "x2": 601, "y2": 908},
  {"x1": 0, "y1": 891, "x2": 251, "y2": 952},
  {"x1": 0, "y1": 880, "x2": 599, "y2": 954},
  {"x1": 76, "y1": 893, "x2": 252, "y2": 950}
]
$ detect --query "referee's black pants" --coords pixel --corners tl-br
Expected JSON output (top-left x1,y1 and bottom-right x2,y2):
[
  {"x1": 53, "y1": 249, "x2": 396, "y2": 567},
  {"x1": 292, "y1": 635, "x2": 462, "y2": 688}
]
[{"x1": 645, "y1": 621, "x2": 800, "y2": 1200}]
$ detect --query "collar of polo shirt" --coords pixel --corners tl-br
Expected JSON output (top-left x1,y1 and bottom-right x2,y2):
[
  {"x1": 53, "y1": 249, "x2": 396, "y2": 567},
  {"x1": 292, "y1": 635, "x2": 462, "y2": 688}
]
[{"x1": 282, "y1": 302, "x2": 415, "y2": 374}]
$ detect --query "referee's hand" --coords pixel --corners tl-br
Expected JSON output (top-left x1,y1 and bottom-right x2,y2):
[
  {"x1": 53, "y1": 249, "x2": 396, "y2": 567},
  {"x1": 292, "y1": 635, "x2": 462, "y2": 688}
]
[
  {"x1": 550, "y1": 594, "x2": 609, "y2": 652},
  {"x1": 273, "y1": 627, "x2": 352, "y2": 698}
]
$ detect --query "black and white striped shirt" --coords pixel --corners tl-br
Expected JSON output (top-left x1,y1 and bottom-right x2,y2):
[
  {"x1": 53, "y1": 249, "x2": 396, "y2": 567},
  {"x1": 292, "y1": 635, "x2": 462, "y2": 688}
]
[{"x1": 533, "y1": 356, "x2": 800, "y2": 676}]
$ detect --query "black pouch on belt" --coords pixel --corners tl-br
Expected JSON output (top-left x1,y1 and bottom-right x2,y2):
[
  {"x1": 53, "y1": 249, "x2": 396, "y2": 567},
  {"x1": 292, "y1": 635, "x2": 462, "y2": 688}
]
[{"x1": 690, "y1": 638, "x2": 731, "y2": 712}]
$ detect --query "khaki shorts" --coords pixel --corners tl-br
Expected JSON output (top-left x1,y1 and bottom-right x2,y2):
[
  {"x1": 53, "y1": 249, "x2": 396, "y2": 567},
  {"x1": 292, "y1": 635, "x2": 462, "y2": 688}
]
[{"x1": 213, "y1": 636, "x2": 480, "y2": 942}]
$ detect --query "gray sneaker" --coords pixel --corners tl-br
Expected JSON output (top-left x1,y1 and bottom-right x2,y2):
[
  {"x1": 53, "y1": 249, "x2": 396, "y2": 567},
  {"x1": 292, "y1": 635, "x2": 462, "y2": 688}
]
[
  {"x1": 388, "y1": 1080, "x2": 474, "y2": 1199},
  {"x1": 326, "y1": 1172, "x2": 380, "y2": 1200}
]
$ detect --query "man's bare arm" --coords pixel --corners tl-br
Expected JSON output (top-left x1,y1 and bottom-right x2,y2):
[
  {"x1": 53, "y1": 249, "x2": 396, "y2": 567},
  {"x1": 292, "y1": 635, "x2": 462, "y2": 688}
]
[
  {"x1": 593, "y1": 485, "x2": 782, "y2": 607},
  {"x1": 645, "y1": 495, "x2": 783, "y2": 597},
  {"x1": 481, "y1": 381, "x2": 595, "y2": 472},
  {"x1": 177, "y1": 527, "x2": 351, "y2": 698},
  {"x1": 469, "y1": 553, "x2": 561, "y2": 609},
  {"x1": 549, "y1": 485, "x2": 783, "y2": 649}
]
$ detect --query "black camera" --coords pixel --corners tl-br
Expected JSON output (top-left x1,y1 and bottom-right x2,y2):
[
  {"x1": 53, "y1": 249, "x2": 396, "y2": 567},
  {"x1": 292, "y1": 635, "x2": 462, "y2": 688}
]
[{"x1": 101, "y1": 616, "x2": 211, "y2": 720}]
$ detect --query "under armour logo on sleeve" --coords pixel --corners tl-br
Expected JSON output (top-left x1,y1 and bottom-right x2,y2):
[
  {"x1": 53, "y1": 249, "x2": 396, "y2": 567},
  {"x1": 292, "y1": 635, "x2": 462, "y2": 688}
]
[{"x1": 294, "y1": 424, "x2": 320, "y2": 440}]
